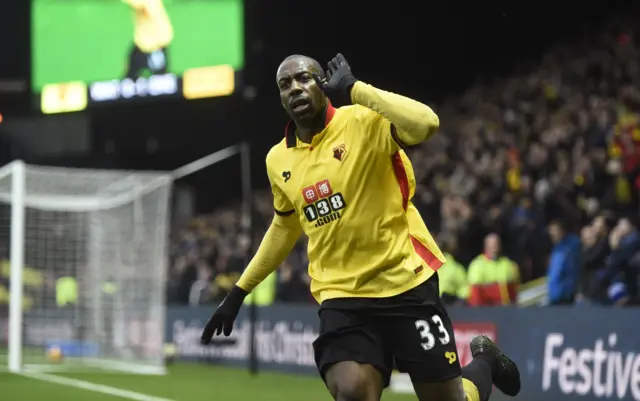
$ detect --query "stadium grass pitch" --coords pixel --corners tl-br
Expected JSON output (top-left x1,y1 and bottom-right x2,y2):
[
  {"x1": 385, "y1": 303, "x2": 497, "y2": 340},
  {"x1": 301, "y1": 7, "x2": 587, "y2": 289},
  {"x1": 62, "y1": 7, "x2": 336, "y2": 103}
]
[{"x1": 2, "y1": 363, "x2": 415, "y2": 401}]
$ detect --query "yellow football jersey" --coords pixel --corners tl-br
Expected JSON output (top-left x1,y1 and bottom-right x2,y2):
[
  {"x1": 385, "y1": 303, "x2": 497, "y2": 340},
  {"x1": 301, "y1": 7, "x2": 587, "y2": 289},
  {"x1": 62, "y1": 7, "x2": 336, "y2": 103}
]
[
  {"x1": 123, "y1": 0, "x2": 173, "y2": 53},
  {"x1": 266, "y1": 104, "x2": 445, "y2": 303}
]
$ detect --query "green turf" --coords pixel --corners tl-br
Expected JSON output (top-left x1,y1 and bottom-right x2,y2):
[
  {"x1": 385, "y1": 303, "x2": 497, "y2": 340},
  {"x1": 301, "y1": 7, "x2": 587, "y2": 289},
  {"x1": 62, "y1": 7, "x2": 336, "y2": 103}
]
[
  {"x1": 2, "y1": 363, "x2": 415, "y2": 401},
  {"x1": 31, "y1": 0, "x2": 244, "y2": 92},
  {"x1": 2, "y1": 374, "x2": 123, "y2": 401}
]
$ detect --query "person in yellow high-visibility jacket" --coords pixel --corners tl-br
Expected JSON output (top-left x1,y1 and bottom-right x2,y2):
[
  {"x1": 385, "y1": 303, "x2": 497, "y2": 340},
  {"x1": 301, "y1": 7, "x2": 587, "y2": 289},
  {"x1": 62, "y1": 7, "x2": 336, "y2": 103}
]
[
  {"x1": 243, "y1": 271, "x2": 277, "y2": 306},
  {"x1": 122, "y1": 0, "x2": 174, "y2": 79},
  {"x1": 56, "y1": 276, "x2": 78, "y2": 307},
  {"x1": 438, "y1": 252, "x2": 469, "y2": 305},
  {"x1": 467, "y1": 234, "x2": 520, "y2": 306}
]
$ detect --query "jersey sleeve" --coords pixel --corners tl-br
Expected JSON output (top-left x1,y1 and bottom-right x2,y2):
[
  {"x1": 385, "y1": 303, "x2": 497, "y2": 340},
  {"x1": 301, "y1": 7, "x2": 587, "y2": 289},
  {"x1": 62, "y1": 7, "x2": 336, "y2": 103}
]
[
  {"x1": 350, "y1": 82, "x2": 439, "y2": 152},
  {"x1": 269, "y1": 175, "x2": 295, "y2": 216},
  {"x1": 266, "y1": 150, "x2": 295, "y2": 216},
  {"x1": 358, "y1": 106, "x2": 405, "y2": 155}
]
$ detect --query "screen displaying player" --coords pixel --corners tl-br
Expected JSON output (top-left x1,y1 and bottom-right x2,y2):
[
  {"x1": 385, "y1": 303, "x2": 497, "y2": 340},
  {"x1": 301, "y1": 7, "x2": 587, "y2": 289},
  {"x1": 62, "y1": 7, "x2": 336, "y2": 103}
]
[
  {"x1": 32, "y1": 0, "x2": 244, "y2": 114},
  {"x1": 123, "y1": 0, "x2": 174, "y2": 79}
]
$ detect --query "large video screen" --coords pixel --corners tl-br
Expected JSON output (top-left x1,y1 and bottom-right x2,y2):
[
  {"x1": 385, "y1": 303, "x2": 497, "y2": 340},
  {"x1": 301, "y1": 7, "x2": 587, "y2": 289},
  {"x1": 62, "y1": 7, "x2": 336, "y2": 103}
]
[{"x1": 32, "y1": 0, "x2": 244, "y2": 114}]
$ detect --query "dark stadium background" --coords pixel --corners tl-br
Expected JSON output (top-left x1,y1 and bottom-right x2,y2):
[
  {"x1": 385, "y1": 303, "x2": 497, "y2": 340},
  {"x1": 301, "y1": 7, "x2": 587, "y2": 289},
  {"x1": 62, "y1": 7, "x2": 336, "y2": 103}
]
[{"x1": 0, "y1": 1, "x2": 630, "y2": 214}]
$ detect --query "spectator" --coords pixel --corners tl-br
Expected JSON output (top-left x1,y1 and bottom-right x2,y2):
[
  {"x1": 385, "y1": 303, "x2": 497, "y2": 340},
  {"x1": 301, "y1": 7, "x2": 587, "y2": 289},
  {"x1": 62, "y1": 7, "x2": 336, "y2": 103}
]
[
  {"x1": 579, "y1": 213, "x2": 615, "y2": 302},
  {"x1": 244, "y1": 271, "x2": 278, "y2": 306},
  {"x1": 212, "y1": 250, "x2": 242, "y2": 301},
  {"x1": 546, "y1": 219, "x2": 581, "y2": 305},
  {"x1": 437, "y1": 236, "x2": 469, "y2": 305},
  {"x1": 600, "y1": 217, "x2": 640, "y2": 304},
  {"x1": 188, "y1": 259, "x2": 212, "y2": 306},
  {"x1": 467, "y1": 234, "x2": 519, "y2": 306},
  {"x1": 276, "y1": 259, "x2": 310, "y2": 303}
]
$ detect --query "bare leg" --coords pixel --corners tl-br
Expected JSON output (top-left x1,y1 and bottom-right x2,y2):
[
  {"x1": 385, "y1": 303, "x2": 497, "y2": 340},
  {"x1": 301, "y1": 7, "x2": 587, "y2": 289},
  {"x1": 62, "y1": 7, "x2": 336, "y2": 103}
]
[{"x1": 324, "y1": 361, "x2": 384, "y2": 401}]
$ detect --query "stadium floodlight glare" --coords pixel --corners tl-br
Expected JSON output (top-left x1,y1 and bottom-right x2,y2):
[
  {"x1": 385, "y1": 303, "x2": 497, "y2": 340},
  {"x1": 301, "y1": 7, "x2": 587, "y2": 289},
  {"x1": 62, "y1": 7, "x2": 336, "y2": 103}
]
[{"x1": 0, "y1": 161, "x2": 172, "y2": 374}]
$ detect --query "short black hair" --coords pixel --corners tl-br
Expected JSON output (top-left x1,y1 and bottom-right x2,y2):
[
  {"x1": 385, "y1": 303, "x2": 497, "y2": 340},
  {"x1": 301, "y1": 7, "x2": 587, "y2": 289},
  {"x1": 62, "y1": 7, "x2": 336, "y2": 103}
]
[{"x1": 281, "y1": 54, "x2": 325, "y2": 78}]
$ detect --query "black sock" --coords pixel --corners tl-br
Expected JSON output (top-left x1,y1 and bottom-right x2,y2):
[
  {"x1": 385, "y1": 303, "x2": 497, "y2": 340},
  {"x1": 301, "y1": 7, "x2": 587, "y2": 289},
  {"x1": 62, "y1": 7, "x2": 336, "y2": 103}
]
[{"x1": 462, "y1": 355, "x2": 493, "y2": 401}]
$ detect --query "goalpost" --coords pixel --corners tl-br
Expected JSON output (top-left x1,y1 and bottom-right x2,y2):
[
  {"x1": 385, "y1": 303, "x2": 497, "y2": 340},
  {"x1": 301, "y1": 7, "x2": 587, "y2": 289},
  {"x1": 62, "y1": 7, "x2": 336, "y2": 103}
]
[
  {"x1": 0, "y1": 143, "x2": 251, "y2": 374},
  {"x1": 0, "y1": 160, "x2": 173, "y2": 374}
]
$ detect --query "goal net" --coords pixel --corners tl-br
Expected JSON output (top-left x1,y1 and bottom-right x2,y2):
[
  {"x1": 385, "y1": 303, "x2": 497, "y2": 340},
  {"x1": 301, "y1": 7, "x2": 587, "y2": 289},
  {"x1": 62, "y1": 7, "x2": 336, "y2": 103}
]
[{"x1": 0, "y1": 161, "x2": 171, "y2": 374}]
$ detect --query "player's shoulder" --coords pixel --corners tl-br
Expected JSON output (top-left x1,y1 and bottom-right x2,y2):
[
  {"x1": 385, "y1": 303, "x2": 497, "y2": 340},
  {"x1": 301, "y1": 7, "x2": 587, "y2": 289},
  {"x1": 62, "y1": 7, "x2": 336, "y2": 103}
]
[
  {"x1": 336, "y1": 104, "x2": 381, "y2": 124},
  {"x1": 265, "y1": 138, "x2": 289, "y2": 171},
  {"x1": 266, "y1": 139, "x2": 288, "y2": 161}
]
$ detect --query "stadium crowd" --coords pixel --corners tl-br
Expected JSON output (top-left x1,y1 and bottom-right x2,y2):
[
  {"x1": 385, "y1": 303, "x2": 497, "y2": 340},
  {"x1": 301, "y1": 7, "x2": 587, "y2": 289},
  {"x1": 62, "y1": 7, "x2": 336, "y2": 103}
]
[{"x1": 168, "y1": 13, "x2": 640, "y2": 307}]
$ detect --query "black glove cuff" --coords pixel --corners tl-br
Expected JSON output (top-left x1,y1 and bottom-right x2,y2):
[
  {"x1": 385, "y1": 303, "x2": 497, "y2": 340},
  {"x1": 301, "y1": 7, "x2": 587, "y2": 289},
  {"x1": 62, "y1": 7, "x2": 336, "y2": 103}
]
[
  {"x1": 343, "y1": 76, "x2": 357, "y2": 99},
  {"x1": 330, "y1": 76, "x2": 357, "y2": 108},
  {"x1": 346, "y1": 81, "x2": 356, "y2": 99},
  {"x1": 229, "y1": 285, "x2": 249, "y2": 301}
]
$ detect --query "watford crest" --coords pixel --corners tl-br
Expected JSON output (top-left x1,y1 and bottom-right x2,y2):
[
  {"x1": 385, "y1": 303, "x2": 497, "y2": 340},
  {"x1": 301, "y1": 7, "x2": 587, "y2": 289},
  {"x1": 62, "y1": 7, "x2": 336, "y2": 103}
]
[{"x1": 333, "y1": 144, "x2": 347, "y2": 161}]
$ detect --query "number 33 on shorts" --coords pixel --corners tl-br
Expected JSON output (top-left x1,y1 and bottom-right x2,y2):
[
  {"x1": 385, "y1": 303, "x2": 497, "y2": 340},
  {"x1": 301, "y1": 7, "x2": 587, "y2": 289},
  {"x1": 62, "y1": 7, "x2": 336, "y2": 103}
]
[{"x1": 414, "y1": 315, "x2": 451, "y2": 351}]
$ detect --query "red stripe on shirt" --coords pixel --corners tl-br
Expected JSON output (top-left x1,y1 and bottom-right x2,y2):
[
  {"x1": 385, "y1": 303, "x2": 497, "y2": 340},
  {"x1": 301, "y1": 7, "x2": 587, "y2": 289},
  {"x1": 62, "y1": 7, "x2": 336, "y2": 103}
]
[
  {"x1": 411, "y1": 235, "x2": 443, "y2": 271},
  {"x1": 391, "y1": 152, "x2": 409, "y2": 210},
  {"x1": 392, "y1": 152, "x2": 442, "y2": 271}
]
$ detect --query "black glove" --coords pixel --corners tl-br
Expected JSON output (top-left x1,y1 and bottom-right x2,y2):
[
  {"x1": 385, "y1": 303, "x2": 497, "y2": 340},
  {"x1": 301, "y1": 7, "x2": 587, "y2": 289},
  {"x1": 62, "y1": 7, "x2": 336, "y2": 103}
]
[
  {"x1": 312, "y1": 53, "x2": 358, "y2": 108},
  {"x1": 200, "y1": 285, "x2": 248, "y2": 343}
]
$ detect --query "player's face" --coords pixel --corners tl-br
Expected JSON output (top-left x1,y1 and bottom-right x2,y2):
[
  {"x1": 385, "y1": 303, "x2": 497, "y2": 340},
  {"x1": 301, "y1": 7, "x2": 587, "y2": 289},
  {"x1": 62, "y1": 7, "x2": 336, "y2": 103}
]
[{"x1": 276, "y1": 59, "x2": 327, "y2": 120}]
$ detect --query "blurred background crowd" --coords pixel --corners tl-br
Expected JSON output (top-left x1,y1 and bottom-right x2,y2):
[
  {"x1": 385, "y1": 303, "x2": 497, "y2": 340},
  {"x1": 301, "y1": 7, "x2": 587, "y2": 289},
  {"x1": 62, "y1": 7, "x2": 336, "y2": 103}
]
[{"x1": 168, "y1": 12, "x2": 640, "y2": 308}]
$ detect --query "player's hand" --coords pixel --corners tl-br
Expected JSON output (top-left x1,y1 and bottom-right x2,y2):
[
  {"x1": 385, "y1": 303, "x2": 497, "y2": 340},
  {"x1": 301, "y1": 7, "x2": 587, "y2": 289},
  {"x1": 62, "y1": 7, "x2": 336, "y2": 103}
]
[
  {"x1": 200, "y1": 286, "x2": 248, "y2": 343},
  {"x1": 313, "y1": 53, "x2": 358, "y2": 108}
]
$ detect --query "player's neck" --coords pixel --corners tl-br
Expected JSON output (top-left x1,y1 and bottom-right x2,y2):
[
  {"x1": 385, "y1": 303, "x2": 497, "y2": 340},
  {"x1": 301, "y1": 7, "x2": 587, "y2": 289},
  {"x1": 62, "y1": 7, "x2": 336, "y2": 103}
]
[{"x1": 294, "y1": 107, "x2": 330, "y2": 143}]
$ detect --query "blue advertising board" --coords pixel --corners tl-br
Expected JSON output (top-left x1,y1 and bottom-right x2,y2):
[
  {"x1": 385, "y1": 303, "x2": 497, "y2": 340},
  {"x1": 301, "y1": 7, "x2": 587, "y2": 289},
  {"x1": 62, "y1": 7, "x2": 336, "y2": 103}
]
[
  {"x1": 166, "y1": 305, "x2": 640, "y2": 401},
  {"x1": 449, "y1": 307, "x2": 640, "y2": 401},
  {"x1": 166, "y1": 304, "x2": 318, "y2": 375}
]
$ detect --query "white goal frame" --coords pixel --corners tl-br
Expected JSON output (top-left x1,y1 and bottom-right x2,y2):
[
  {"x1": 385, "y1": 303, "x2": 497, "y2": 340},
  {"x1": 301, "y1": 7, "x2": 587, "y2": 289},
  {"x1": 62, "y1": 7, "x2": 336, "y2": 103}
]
[
  {"x1": 2, "y1": 142, "x2": 251, "y2": 374},
  {"x1": 4, "y1": 160, "x2": 25, "y2": 373}
]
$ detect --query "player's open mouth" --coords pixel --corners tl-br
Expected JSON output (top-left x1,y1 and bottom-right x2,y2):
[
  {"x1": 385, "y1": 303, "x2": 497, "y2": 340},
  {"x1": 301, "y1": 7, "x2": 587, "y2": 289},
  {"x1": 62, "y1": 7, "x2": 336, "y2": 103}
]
[{"x1": 290, "y1": 98, "x2": 310, "y2": 112}]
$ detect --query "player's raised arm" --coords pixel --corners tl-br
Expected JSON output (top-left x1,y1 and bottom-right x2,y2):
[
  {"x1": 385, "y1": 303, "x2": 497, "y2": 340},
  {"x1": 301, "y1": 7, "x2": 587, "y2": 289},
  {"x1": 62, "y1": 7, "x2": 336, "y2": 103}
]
[
  {"x1": 313, "y1": 53, "x2": 439, "y2": 147},
  {"x1": 235, "y1": 213, "x2": 302, "y2": 293},
  {"x1": 201, "y1": 166, "x2": 302, "y2": 343},
  {"x1": 350, "y1": 81, "x2": 439, "y2": 146}
]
